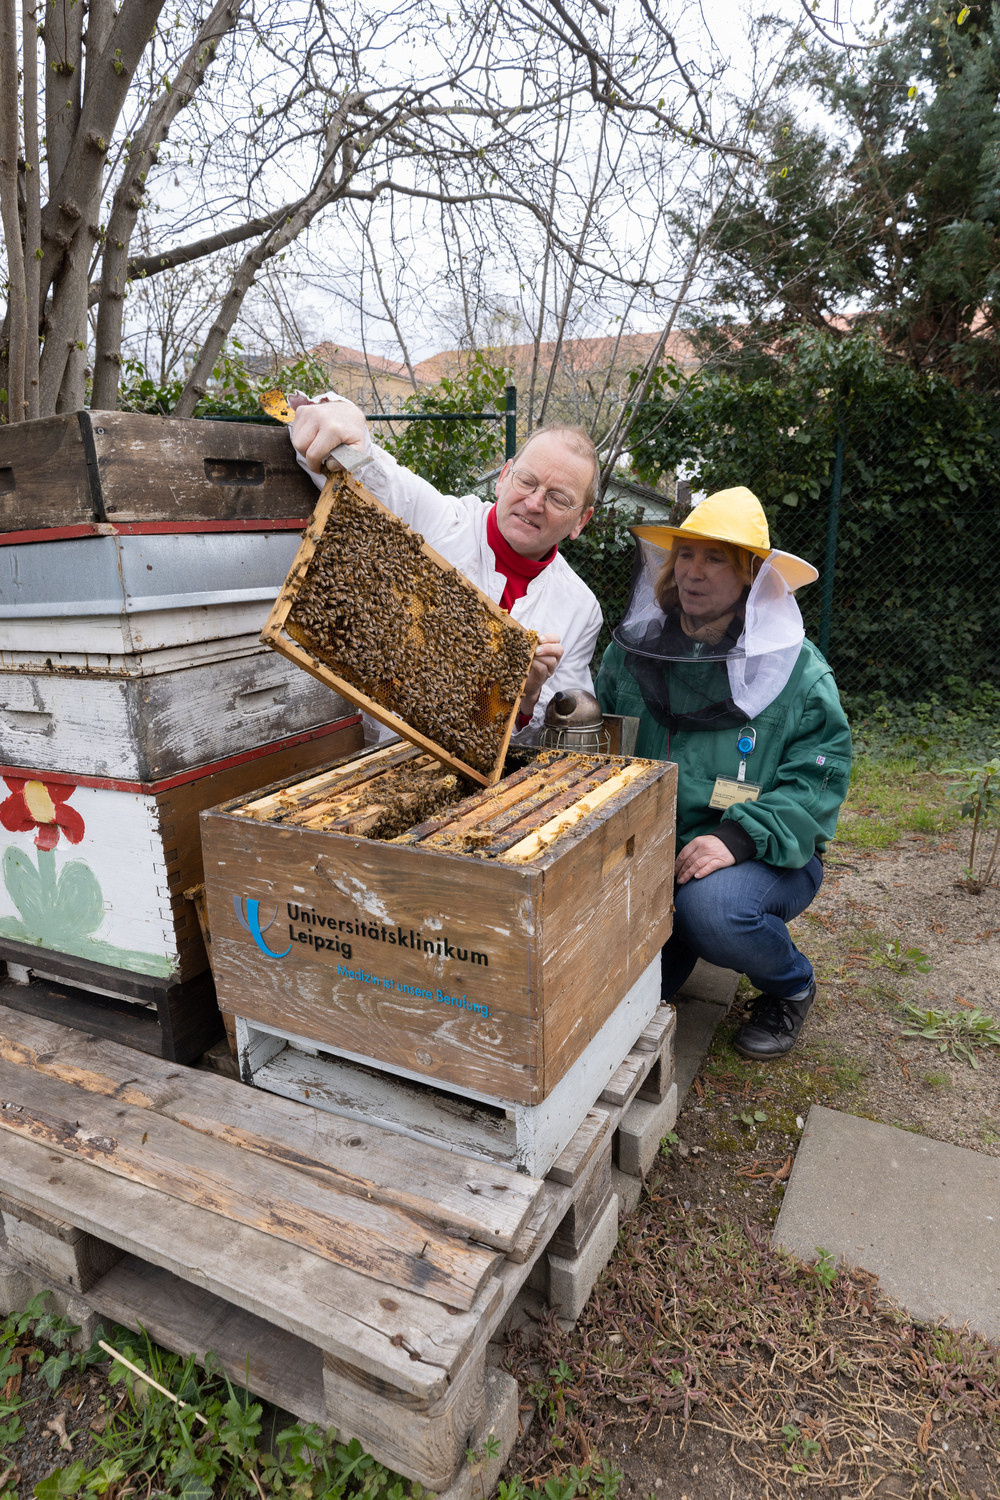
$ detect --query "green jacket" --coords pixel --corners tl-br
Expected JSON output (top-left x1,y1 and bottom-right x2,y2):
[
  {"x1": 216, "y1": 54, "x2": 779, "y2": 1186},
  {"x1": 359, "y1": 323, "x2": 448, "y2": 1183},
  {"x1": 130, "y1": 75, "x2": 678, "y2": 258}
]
[{"x1": 596, "y1": 638, "x2": 852, "y2": 869}]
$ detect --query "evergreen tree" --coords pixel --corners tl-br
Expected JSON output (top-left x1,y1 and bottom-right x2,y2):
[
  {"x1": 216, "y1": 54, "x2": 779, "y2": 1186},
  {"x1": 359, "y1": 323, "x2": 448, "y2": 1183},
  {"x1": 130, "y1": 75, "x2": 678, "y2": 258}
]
[{"x1": 689, "y1": 0, "x2": 1000, "y2": 390}]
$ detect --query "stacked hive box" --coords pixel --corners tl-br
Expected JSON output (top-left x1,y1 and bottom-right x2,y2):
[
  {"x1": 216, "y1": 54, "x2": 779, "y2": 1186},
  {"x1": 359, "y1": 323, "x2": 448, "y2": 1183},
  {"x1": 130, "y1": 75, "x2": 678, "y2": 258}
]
[
  {"x1": 202, "y1": 464, "x2": 679, "y2": 1171},
  {"x1": 0, "y1": 411, "x2": 362, "y2": 1060}
]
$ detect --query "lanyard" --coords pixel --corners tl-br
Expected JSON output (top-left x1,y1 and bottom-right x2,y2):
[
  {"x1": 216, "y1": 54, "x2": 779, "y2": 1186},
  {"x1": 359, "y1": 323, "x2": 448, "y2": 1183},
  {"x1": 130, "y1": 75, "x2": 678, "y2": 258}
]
[{"x1": 736, "y1": 726, "x2": 756, "y2": 783}]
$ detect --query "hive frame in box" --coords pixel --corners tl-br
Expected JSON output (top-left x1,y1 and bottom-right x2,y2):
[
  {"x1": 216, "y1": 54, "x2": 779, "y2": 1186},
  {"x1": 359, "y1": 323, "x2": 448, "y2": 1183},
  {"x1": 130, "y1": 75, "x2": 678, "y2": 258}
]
[{"x1": 259, "y1": 470, "x2": 535, "y2": 787}]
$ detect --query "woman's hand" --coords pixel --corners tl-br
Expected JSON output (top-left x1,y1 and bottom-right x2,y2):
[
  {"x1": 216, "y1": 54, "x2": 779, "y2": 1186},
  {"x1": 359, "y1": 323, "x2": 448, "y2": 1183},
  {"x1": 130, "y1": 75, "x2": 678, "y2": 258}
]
[
  {"x1": 519, "y1": 634, "x2": 563, "y2": 720},
  {"x1": 674, "y1": 834, "x2": 736, "y2": 885}
]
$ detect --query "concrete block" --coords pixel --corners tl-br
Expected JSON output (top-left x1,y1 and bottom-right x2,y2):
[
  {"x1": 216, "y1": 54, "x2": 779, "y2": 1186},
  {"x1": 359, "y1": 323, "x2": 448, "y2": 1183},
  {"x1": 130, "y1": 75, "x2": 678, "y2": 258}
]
[
  {"x1": 0, "y1": 1251, "x2": 101, "y2": 1348},
  {"x1": 615, "y1": 1083, "x2": 679, "y2": 1178},
  {"x1": 431, "y1": 1369, "x2": 519, "y2": 1500},
  {"x1": 1, "y1": 1198, "x2": 123, "y2": 1293},
  {"x1": 0, "y1": 1251, "x2": 32, "y2": 1317},
  {"x1": 546, "y1": 1192, "x2": 619, "y2": 1323},
  {"x1": 775, "y1": 1106, "x2": 1000, "y2": 1344},
  {"x1": 612, "y1": 1165, "x2": 643, "y2": 1218}
]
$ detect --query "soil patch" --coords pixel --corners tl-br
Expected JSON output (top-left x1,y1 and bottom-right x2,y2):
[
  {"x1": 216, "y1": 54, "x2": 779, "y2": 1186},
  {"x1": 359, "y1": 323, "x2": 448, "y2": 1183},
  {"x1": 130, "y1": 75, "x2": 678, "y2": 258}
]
[{"x1": 500, "y1": 834, "x2": 1000, "y2": 1499}]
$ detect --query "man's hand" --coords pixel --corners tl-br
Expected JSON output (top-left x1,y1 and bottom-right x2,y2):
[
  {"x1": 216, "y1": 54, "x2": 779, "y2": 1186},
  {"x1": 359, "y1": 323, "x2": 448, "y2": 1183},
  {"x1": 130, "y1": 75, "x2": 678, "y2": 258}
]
[
  {"x1": 519, "y1": 633, "x2": 564, "y2": 720},
  {"x1": 674, "y1": 834, "x2": 736, "y2": 885},
  {"x1": 290, "y1": 395, "x2": 369, "y2": 473}
]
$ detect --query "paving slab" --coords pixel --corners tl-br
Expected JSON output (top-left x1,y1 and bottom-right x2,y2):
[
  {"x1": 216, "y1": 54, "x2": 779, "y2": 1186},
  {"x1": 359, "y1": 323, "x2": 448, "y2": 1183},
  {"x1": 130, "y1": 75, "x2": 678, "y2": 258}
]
[
  {"x1": 774, "y1": 1105, "x2": 1000, "y2": 1342},
  {"x1": 673, "y1": 960, "x2": 738, "y2": 1102}
]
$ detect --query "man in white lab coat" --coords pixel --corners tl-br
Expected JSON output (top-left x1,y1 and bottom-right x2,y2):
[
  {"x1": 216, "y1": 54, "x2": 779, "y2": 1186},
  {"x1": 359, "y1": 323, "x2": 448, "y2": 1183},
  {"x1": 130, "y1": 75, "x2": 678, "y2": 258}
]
[{"x1": 291, "y1": 394, "x2": 602, "y2": 730}]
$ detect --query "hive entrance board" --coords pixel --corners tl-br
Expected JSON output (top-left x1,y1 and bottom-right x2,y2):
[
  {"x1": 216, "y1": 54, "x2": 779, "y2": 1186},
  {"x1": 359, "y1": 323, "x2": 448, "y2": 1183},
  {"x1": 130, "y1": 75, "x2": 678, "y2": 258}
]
[{"x1": 260, "y1": 473, "x2": 537, "y2": 786}]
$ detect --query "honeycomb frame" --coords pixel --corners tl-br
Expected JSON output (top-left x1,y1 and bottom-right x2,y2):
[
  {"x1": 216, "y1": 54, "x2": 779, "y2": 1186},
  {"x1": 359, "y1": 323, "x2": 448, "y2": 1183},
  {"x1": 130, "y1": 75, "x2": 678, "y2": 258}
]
[{"x1": 260, "y1": 470, "x2": 538, "y2": 786}]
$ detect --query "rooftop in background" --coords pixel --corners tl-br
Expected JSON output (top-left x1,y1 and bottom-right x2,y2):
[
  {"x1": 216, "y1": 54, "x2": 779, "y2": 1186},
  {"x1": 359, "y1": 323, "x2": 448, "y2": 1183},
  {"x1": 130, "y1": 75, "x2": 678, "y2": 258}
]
[
  {"x1": 308, "y1": 341, "x2": 419, "y2": 410},
  {"x1": 287, "y1": 330, "x2": 699, "y2": 415},
  {"x1": 410, "y1": 330, "x2": 698, "y2": 388}
]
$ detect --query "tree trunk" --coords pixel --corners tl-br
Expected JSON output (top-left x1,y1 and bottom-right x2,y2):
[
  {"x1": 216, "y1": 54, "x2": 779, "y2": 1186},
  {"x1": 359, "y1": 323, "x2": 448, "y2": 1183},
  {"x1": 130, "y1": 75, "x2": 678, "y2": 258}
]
[
  {"x1": 91, "y1": 0, "x2": 245, "y2": 410},
  {"x1": 0, "y1": 0, "x2": 27, "y2": 420}
]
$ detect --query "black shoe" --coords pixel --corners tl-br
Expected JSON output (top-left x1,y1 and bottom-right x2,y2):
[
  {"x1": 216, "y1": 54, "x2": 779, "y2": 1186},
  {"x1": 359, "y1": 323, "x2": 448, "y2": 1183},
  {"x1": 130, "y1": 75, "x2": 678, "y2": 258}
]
[{"x1": 733, "y1": 980, "x2": 816, "y2": 1061}]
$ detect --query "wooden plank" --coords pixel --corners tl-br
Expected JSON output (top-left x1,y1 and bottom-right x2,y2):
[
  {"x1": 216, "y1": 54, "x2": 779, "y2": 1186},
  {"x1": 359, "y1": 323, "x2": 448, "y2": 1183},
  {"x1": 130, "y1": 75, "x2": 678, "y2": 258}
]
[
  {"x1": 0, "y1": 963, "x2": 222, "y2": 1064},
  {"x1": 156, "y1": 716, "x2": 363, "y2": 981},
  {"x1": 391, "y1": 759, "x2": 549, "y2": 844},
  {"x1": 88, "y1": 1255, "x2": 327, "y2": 1427},
  {"x1": 322, "y1": 1349, "x2": 484, "y2": 1489},
  {"x1": 281, "y1": 751, "x2": 430, "y2": 824},
  {"x1": 546, "y1": 1110, "x2": 612, "y2": 1188},
  {"x1": 0, "y1": 1127, "x2": 489, "y2": 1397},
  {"x1": 1, "y1": 1192, "x2": 125, "y2": 1291},
  {"x1": 92, "y1": 411, "x2": 318, "y2": 525},
  {"x1": 236, "y1": 738, "x2": 416, "y2": 822},
  {"x1": 547, "y1": 1155, "x2": 614, "y2": 1260},
  {"x1": 499, "y1": 761, "x2": 657, "y2": 864},
  {"x1": 421, "y1": 758, "x2": 590, "y2": 841},
  {"x1": 0, "y1": 1006, "x2": 540, "y2": 1253},
  {"x1": 259, "y1": 472, "x2": 535, "y2": 787},
  {"x1": 598, "y1": 1051, "x2": 646, "y2": 1110},
  {"x1": 634, "y1": 1008, "x2": 675, "y2": 1052},
  {"x1": 534, "y1": 764, "x2": 677, "y2": 1098},
  {"x1": 506, "y1": 1178, "x2": 572, "y2": 1265},
  {"x1": 0, "y1": 1058, "x2": 501, "y2": 1310}
]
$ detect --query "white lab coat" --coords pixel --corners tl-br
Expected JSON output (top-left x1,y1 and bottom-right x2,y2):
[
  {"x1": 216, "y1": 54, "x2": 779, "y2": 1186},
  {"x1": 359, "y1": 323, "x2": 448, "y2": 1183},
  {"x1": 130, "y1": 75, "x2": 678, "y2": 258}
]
[{"x1": 298, "y1": 438, "x2": 602, "y2": 730}]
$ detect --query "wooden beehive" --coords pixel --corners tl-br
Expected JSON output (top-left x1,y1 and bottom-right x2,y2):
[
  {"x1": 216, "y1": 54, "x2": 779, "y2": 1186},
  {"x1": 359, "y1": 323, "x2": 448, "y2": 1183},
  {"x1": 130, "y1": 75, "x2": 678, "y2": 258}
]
[
  {"x1": 200, "y1": 743, "x2": 677, "y2": 1107},
  {"x1": 259, "y1": 472, "x2": 537, "y2": 786},
  {"x1": 0, "y1": 409, "x2": 316, "y2": 536}
]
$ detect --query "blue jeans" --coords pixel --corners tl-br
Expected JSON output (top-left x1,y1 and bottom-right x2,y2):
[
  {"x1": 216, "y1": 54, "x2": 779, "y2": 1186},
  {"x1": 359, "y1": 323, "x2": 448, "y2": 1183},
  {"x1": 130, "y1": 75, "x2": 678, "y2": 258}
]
[{"x1": 660, "y1": 855, "x2": 824, "y2": 1002}]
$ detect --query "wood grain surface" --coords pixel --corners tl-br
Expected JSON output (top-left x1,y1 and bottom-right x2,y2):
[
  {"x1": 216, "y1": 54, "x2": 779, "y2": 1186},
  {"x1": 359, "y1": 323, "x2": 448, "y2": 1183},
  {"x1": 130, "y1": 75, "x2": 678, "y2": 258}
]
[{"x1": 0, "y1": 1007, "x2": 540, "y2": 1252}]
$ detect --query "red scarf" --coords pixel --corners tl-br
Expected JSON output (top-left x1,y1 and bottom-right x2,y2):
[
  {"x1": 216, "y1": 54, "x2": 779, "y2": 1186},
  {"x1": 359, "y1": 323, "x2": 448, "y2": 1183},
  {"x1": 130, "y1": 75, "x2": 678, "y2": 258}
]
[{"x1": 486, "y1": 505, "x2": 556, "y2": 611}]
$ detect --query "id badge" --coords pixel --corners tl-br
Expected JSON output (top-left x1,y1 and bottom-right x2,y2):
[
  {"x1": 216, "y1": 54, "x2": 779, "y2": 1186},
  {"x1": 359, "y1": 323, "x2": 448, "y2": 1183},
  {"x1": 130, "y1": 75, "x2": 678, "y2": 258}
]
[{"x1": 708, "y1": 775, "x2": 762, "y2": 809}]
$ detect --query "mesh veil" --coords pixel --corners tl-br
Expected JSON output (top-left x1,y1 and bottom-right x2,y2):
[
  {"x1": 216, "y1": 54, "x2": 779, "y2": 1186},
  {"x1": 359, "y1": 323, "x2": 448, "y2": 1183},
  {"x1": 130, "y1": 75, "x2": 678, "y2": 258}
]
[{"x1": 611, "y1": 535, "x2": 806, "y2": 731}]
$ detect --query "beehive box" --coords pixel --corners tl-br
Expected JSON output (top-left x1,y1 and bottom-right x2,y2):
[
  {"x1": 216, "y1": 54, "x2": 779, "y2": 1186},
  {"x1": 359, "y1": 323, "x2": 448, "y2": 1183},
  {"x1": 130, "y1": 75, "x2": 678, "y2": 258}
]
[
  {"x1": 260, "y1": 471, "x2": 537, "y2": 786},
  {"x1": 201, "y1": 743, "x2": 677, "y2": 1108},
  {"x1": 0, "y1": 717, "x2": 362, "y2": 989},
  {"x1": 0, "y1": 409, "x2": 316, "y2": 536}
]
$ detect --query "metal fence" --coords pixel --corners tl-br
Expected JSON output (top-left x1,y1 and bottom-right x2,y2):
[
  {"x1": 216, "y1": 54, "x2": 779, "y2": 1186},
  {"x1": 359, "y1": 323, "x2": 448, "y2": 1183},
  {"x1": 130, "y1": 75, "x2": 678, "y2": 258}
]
[
  {"x1": 244, "y1": 387, "x2": 999, "y2": 710},
  {"x1": 567, "y1": 421, "x2": 1000, "y2": 711}
]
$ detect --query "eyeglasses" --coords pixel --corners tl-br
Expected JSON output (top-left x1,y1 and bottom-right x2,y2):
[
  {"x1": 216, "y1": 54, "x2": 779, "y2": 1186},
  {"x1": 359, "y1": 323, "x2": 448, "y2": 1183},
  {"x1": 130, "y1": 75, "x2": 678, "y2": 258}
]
[{"x1": 506, "y1": 467, "x2": 583, "y2": 514}]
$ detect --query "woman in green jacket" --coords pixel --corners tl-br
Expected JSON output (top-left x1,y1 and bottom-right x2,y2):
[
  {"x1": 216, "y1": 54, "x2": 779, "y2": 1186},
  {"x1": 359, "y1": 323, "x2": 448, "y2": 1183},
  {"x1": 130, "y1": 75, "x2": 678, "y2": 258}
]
[{"x1": 596, "y1": 487, "x2": 852, "y2": 1060}]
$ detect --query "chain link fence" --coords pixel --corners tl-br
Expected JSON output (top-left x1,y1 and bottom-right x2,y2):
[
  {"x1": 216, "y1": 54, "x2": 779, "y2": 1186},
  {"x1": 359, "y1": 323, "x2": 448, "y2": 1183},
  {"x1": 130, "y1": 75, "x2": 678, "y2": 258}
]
[
  {"x1": 244, "y1": 379, "x2": 998, "y2": 713},
  {"x1": 566, "y1": 393, "x2": 1000, "y2": 711}
]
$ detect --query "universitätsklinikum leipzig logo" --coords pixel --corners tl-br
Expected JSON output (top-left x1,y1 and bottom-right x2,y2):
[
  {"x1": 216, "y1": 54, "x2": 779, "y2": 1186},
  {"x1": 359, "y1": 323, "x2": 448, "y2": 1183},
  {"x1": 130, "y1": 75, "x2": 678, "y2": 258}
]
[{"x1": 234, "y1": 896, "x2": 291, "y2": 958}]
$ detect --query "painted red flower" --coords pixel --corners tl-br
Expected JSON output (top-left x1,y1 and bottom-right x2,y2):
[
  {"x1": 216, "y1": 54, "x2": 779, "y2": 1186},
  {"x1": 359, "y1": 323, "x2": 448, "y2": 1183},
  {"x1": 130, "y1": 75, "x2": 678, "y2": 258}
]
[{"x1": 0, "y1": 777, "x2": 85, "y2": 851}]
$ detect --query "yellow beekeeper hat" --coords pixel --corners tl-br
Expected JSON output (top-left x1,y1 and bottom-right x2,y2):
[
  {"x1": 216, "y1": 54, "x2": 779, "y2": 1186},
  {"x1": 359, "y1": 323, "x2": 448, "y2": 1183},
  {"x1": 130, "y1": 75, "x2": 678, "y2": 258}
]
[{"x1": 632, "y1": 486, "x2": 819, "y2": 591}]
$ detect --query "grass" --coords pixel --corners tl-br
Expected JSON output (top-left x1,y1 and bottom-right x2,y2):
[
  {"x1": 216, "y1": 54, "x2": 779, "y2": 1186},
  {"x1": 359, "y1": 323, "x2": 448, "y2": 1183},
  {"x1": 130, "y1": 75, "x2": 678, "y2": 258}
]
[{"x1": 834, "y1": 755, "x2": 958, "y2": 850}]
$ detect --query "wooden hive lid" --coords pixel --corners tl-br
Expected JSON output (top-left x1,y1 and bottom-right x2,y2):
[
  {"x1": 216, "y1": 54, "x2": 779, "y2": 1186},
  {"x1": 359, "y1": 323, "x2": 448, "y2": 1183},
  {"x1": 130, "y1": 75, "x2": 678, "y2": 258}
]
[{"x1": 260, "y1": 470, "x2": 537, "y2": 787}]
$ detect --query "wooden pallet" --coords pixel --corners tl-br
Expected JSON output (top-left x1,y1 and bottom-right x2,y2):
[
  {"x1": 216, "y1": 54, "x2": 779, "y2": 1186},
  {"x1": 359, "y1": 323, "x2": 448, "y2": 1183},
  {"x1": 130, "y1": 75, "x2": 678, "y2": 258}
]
[
  {"x1": 0, "y1": 960, "x2": 223, "y2": 1064},
  {"x1": 0, "y1": 1001, "x2": 675, "y2": 1491}
]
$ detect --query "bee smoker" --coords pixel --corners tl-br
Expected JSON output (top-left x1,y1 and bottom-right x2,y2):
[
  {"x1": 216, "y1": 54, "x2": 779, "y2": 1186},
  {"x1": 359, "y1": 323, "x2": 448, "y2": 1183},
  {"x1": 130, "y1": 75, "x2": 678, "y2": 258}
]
[{"x1": 537, "y1": 690, "x2": 639, "y2": 756}]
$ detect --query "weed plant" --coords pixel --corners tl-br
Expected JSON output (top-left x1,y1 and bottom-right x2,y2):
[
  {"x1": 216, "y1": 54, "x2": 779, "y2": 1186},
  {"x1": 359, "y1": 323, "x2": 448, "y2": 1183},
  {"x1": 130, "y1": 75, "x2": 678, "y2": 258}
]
[
  {"x1": 900, "y1": 1002, "x2": 1000, "y2": 1068},
  {"x1": 1, "y1": 1302, "x2": 428, "y2": 1500},
  {"x1": 1, "y1": 1299, "x2": 624, "y2": 1500}
]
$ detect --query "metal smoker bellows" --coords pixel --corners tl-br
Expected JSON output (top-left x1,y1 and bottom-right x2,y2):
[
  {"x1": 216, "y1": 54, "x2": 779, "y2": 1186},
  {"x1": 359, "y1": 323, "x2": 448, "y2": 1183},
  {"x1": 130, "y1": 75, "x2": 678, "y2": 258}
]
[{"x1": 538, "y1": 690, "x2": 612, "y2": 755}]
